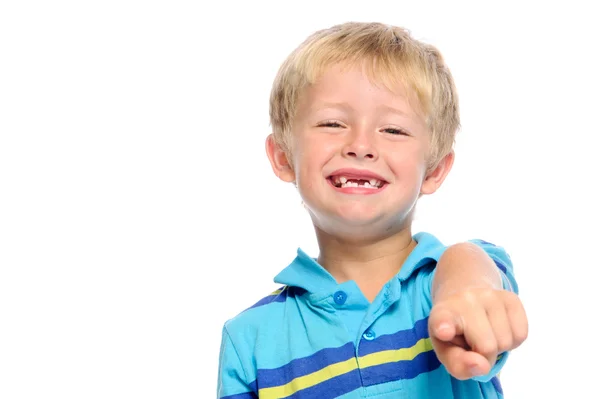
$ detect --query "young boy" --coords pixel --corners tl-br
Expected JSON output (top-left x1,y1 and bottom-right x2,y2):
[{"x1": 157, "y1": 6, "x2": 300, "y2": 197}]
[{"x1": 217, "y1": 22, "x2": 527, "y2": 398}]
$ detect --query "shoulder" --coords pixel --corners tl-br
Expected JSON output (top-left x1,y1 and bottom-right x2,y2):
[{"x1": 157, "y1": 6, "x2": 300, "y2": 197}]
[{"x1": 223, "y1": 285, "x2": 305, "y2": 343}]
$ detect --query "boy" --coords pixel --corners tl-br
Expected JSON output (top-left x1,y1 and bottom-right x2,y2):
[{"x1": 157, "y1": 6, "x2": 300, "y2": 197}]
[{"x1": 217, "y1": 22, "x2": 527, "y2": 398}]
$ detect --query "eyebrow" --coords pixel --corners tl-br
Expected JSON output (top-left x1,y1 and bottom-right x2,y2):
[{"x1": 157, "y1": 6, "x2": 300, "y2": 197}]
[{"x1": 377, "y1": 104, "x2": 408, "y2": 117}]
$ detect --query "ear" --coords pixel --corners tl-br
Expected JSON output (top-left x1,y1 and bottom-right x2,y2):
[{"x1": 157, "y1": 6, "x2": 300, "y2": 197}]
[
  {"x1": 265, "y1": 134, "x2": 295, "y2": 183},
  {"x1": 421, "y1": 150, "x2": 455, "y2": 195}
]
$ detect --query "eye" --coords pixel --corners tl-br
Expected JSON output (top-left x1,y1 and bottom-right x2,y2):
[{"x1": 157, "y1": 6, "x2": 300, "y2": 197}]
[
  {"x1": 382, "y1": 127, "x2": 409, "y2": 136},
  {"x1": 317, "y1": 120, "x2": 344, "y2": 128}
]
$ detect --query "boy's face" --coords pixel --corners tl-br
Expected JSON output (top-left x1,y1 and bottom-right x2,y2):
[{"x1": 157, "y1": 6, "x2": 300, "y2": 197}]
[{"x1": 267, "y1": 64, "x2": 453, "y2": 240}]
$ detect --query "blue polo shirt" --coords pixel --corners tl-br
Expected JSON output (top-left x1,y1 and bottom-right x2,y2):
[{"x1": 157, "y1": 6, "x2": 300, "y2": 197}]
[{"x1": 217, "y1": 233, "x2": 518, "y2": 398}]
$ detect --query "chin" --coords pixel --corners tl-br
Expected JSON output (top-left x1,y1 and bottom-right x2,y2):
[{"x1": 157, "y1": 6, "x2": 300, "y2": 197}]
[
  {"x1": 311, "y1": 212, "x2": 404, "y2": 238},
  {"x1": 317, "y1": 222, "x2": 406, "y2": 244}
]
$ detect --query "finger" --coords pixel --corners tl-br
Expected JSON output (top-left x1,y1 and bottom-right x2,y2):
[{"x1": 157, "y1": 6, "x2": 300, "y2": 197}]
[
  {"x1": 429, "y1": 306, "x2": 464, "y2": 342},
  {"x1": 431, "y1": 337, "x2": 491, "y2": 380},
  {"x1": 505, "y1": 292, "x2": 529, "y2": 347},
  {"x1": 486, "y1": 296, "x2": 513, "y2": 353},
  {"x1": 463, "y1": 304, "x2": 498, "y2": 368},
  {"x1": 449, "y1": 334, "x2": 469, "y2": 350}
]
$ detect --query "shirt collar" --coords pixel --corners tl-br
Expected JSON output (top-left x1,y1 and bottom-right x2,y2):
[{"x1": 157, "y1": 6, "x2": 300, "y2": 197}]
[{"x1": 274, "y1": 232, "x2": 447, "y2": 294}]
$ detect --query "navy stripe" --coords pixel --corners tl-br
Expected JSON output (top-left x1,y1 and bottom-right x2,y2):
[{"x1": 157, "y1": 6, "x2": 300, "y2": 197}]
[
  {"x1": 283, "y1": 368, "x2": 362, "y2": 399},
  {"x1": 245, "y1": 286, "x2": 308, "y2": 311},
  {"x1": 358, "y1": 318, "x2": 429, "y2": 356},
  {"x1": 491, "y1": 376, "x2": 503, "y2": 394},
  {"x1": 257, "y1": 341, "x2": 356, "y2": 389},
  {"x1": 246, "y1": 293, "x2": 286, "y2": 309},
  {"x1": 248, "y1": 379, "x2": 258, "y2": 394},
  {"x1": 493, "y1": 259, "x2": 507, "y2": 274},
  {"x1": 220, "y1": 392, "x2": 258, "y2": 399},
  {"x1": 361, "y1": 350, "x2": 441, "y2": 386}
]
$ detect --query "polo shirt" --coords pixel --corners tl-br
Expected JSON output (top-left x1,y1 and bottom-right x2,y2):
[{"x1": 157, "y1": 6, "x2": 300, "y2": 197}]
[{"x1": 217, "y1": 232, "x2": 518, "y2": 398}]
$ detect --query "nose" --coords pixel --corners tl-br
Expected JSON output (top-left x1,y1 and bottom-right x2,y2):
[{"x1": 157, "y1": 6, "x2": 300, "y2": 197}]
[{"x1": 342, "y1": 129, "x2": 378, "y2": 161}]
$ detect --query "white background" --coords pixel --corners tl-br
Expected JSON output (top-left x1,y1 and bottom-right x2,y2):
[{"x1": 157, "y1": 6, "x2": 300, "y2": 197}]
[{"x1": 1, "y1": 1, "x2": 598, "y2": 398}]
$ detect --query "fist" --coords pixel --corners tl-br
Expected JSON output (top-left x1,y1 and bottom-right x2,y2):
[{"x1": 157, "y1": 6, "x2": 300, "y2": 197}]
[{"x1": 428, "y1": 288, "x2": 528, "y2": 380}]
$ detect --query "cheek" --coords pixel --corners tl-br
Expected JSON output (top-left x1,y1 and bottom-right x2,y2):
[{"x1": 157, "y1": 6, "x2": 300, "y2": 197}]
[
  {"x1": 296, "y1": 138, "x2": 334, "y2": 168},
  {"x1": 390, "y1": 150, "x2": 424, "y2": 172},
  {"x1": 389, "y1": 154, "x2": 428, "y2": 189},
  {"x1": 292, "y1": 152, "x2": 317, "y2": 189},
  {"x1": 297, "y1": 132, "x2": 340, "y2": 155}
]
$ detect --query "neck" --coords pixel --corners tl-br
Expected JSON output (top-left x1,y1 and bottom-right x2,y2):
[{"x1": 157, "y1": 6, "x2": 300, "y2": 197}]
[{"x1": 315, "y1": 227, "x2": 416, "y2": 302}]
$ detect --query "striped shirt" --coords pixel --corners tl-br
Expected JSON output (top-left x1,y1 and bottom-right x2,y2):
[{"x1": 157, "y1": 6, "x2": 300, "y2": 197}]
[{"x1": 217, "y1": 232, "x2": 517, "y2": 398}]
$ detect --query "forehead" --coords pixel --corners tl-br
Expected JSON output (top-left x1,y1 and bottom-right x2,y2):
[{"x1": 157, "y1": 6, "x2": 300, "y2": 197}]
[{"x1": 297, "y1": 64, "x2": 424, "y2": 120}]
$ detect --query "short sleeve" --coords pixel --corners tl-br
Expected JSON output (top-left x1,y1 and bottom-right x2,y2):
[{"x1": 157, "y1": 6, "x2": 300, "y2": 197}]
[
  {"x1": 217, "y1": 326, "x2": 258, "y2": 399},
  {"x1": 420, "y1": 238, "x2": 518, "y2": 303},
  {"x1": 469, "y1": 239, "x2": 518, "y2": 294}
]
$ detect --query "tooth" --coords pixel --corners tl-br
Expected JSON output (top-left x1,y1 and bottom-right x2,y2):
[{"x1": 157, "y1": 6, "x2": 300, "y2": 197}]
[
  {"x1": 370, "y1": 179, "x2": 377, "y2": 186},
  {"x1": 340, "y1": 177, "x2": 347, "y2": 184}
]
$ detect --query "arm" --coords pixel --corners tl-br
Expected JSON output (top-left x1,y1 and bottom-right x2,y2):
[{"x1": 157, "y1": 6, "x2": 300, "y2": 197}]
[{"x1": 428, "y1": 242, "x2": 528, "y2": 381}]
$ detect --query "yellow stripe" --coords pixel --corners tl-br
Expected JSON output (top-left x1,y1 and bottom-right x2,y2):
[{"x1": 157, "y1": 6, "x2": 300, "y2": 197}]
[
  {"x1": 259, "y1": 357, "x2": 358, "y2": 399},
  {"x1": 359, "y1": 338, "x2": 433, "y2": 368},
  {"x1": 269, "y1": 288, "x2": 284, "y2": 296},
  {"x1": 259, "y1": 338, "x2": 433, "y2": 399}
]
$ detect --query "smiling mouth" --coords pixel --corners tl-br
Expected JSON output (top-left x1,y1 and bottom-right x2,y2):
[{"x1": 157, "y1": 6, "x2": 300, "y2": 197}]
[{"x1": 328, "y1": 176, "x2": 385, "y2": 189}]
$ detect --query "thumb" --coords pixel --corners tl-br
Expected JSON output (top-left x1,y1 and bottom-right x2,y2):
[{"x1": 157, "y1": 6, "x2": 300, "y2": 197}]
[{"x1": 429, "y1": 306, "x2": 464, "y2": 342}]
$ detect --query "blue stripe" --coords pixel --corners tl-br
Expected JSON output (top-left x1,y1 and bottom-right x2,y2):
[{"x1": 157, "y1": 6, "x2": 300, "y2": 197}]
[
  {"x1": 361, "y1": 350, "x2": 441, "y2": 386},
  {"x1": 220, "y1": 392, "x2": 258, "y2": 399},
  {"x1": 246, "y1": 293, "x2": 286, "y2": 309},
  {"x1": 493, "y1": 259, "x2": 507, "y2": 274},
  {"x1": 257, "y1": 341, "x2": 356, "y2": 388},
  {"x1": 470, "y1": 238, "x2": 508, "y2": 274},
  {"x1": 491, "y1": 376, "x2": 503, "y2": 394},
  {"x1": 472, "y1": 239, "x2": 496, "y2": 246},
  {"x1": 358, "y1": 318, "x2": 429, "y2": 356},
  {"x1": 283, "y1": 368, "x2": 362, "y2": 399}
]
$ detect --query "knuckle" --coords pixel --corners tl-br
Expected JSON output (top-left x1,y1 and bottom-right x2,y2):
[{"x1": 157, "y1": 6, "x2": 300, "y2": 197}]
[
  {"x1": 502, "y1": 290, "x2": 518, "y2": 300},
  {"x1": 505, "y1": 291, "x2": 524, "y2": 309},
  {"x1": 462, "y1": 287, "x2": 496, "y2": 304},
  {"x1": 497, "y1": 336, "x2": 513, "y2": 352},
  {"x1": 473, "y1": 340, "x2": 498, "y2": 357},
  {"x1": 462, "y1": 289, "x2": 481, "y2": 303},
  {"x1": 514, "y1": 326, "x2": 529, "y2": 343},
  {"x1": 481, "y1": 288, "x2": 497, "y2": 301},
  {"x1": 429, "y1": 303, "x2": 445, "y2": 316}
]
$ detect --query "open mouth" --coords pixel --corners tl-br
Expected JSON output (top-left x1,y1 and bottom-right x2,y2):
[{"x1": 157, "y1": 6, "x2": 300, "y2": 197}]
[{"x1": 328, "y1": 175, "x2": 386, "y2": 189}]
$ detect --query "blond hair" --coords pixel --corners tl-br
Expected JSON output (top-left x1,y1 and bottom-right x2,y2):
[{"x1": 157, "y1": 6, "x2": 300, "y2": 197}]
[{"x1": 269, "y1": 22, "x2": 460, "y2": 169}]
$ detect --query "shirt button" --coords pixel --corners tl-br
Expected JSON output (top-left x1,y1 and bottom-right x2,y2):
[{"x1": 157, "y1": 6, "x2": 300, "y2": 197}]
[
  {"x1": 333, "y1": 291, "x2": 347, "y2": 305},
  {"x1": 363, "y1": 330, "x2": 376, "y2": 341}
]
